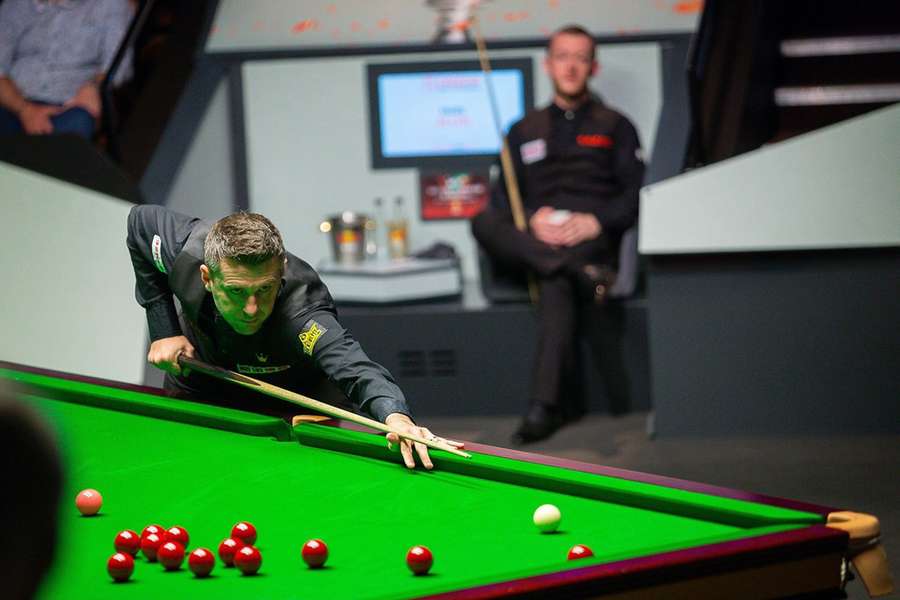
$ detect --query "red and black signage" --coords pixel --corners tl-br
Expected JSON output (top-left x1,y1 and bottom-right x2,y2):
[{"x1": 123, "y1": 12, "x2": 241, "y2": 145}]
[{"x1": 420, "y1": 170, "x2": 490, "y2": 220}]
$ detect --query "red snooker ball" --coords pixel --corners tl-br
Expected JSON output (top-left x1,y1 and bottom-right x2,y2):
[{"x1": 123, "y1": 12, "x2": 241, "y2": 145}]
[
  {"x1": 406, "y1": 545, "x2": 433, "y2": 575},
  {"x1": 140, "y1": 532, "x2": 163, "y2": 562},
  {"x1": 231, "y1": 521, "x2": 257, "y2": 546},
  {"x1": 141, "y1": 524, "x2": 164, "y2": 540},
  {"x1": 218, "y1": 537, "x2": 243, "y2": 566},
  {"x1": 75, "y1": 489, "x2": 102, "y2": 516},
  {"x1": 567, "y1": 544, "x2": 594, "y2": 560},
  {"x1": 301, "y1": 539, "x2": 328, "y2": 568},
  {"x1": 114, "y1": 530, "x2": 141, "y2": 556},
  {"x1": 164, "y1": 525, "x2": 190, "y2": 548},
  {"x1": 234, "y1": 545, "x2": 262, "y2": 575},
  {"x1": 158, "y1": 541, "x2": 185, "y2": 570},
  {"x1": 188, "y1": 548, "x2": 215, "y2": 577},
  {"x1": 107, "y1": 552, "x2": 134, "y2": 582}
]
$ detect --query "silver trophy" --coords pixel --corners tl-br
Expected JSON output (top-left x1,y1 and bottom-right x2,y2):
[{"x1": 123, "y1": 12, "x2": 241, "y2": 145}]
[{"x1": 426, "y1": 0, "x2": 488, "y2": 44}]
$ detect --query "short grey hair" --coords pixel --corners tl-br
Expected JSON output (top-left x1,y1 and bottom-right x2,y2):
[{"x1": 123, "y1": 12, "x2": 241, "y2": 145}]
[{"x1": 204, "y1": 212, "x2": 285, "y2": 273}]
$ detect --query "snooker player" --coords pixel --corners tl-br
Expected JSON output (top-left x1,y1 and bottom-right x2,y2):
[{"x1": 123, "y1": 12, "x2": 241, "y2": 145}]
[
  {"x1": 472, "y1": 25, "x2": 645, "y2": 444},
  {"x1": 127, "y1": 205, "x2": 460, "y2": 469}
]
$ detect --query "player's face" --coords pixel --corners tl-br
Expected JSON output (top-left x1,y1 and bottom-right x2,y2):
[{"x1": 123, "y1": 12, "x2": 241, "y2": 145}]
[
  {"x1": 202, "y1": 257, "x2": 282, "y2": 335},
  {"x1": 545, "y1": 33, "x2": 597, "y2": 100}
]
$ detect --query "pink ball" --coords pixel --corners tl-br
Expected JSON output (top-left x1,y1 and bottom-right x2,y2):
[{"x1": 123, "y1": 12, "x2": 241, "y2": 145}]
[{"x1": 75, "y1": 489, "x2": 103, "y2": 516}]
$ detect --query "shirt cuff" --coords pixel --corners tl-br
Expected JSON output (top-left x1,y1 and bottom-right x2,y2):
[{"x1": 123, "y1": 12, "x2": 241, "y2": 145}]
[
  {"x1": 146, "y1": 299, "x2": 182, "y2": 342},
  {"x1": 365, "y1": 397, "x2": 412, "y2": 424}
]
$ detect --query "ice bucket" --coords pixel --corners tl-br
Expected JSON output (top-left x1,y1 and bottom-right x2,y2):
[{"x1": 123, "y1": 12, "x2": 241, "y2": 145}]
[{"x1": 320, "y1": 212, "x2": 374, "y2": 264}]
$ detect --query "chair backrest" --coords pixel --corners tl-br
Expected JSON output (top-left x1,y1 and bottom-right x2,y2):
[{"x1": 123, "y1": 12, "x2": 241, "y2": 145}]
[{"x1": 608, "y1": 226, "x2": 639, "y2": 299}]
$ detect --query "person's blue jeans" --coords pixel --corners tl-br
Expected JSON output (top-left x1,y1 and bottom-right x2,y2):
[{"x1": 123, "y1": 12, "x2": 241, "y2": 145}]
[{"x1": 0, "y1": 102, "x2": 95, "y2": 139}]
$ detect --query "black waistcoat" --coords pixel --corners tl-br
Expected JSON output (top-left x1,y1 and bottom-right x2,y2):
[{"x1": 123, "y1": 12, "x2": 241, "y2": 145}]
[{"x1": 513, "y1": 99, "x2": 626, "y2": 214}]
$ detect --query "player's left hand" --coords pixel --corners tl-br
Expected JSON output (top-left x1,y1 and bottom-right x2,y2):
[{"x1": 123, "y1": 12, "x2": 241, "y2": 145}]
[
  {"x1": 557, "y1": 212, "x2": 602, "y2": 247},
  {"x1": 64, "y1": 81, "x2": 102, "y2": 118},
  {"x1": 384, "y1": 413, "x2": 464, "y2": 470}
]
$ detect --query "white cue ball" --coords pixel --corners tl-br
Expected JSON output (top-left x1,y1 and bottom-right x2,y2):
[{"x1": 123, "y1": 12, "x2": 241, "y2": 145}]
[{"x1": 533, "y1": 504, "x2": 562, "y2": 533}]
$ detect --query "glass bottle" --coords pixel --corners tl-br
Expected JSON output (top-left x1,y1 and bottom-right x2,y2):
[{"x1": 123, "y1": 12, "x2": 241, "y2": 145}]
[
  {"x1": 387, "y1": 196, "x2": 409, "y2": 259},
  {"x1": 366, "y1": 197, "x2": 383, "y2": 259}
]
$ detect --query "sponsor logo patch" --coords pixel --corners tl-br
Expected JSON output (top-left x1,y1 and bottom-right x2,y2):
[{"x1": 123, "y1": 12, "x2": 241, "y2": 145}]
[
  {"x1": 256, "y1": 352, "x2": 269, "y2": 363},
  {"x1": 298, "y1": 320, "x2": 327, "y2": 356},
  {"x1": 236, "y1": 364, "x2": 291, "y2": 375},
  {"x1": 576, "y1": 134, "x2": 614, "y2": 148},
  {"x1": 520, "y1": 138, "x2": 547, "y2": 164},
  {"x1": 151, "y1": 235, "x2": 166, "y2": 274}
]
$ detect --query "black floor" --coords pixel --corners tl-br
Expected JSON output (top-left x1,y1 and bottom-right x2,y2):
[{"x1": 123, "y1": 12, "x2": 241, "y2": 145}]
[{"x1": 425, "y1": 412, "x2": 900, "y2": 600}]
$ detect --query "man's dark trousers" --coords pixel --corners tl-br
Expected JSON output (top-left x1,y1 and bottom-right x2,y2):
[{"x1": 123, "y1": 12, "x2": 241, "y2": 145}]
[{"x1": 472, "y1": 209, "x2": 629, "y2": 420}]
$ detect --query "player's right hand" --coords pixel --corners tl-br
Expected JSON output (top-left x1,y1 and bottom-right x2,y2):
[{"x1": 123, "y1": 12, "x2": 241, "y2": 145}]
[{"x1": 147, "y1": 336, "x2": 195, "y2": 376}]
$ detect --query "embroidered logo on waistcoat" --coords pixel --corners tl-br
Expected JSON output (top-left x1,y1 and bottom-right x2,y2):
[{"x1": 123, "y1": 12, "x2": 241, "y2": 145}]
[{"x1": 298, "y1": 320, "x2": 327, "y2": 356}]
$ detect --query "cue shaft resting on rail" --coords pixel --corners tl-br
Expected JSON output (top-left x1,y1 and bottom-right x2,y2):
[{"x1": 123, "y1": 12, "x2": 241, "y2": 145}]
[{"x1": 178, "y1": 355, "x2": 471, "y2": 459}]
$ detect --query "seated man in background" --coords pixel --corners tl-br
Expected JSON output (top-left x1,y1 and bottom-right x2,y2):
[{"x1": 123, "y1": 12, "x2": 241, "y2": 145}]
[
  {"x1": 472, "y1": 25, "x2": 645, "y2": 445},
  {"x1": 0, "y1": 0, "x2": 133, "y2": 138},
  {"x1": 127, "y1": 205, "x2": 461, "y2": 470},
  {"x1": 0, "y1": 380, "x2": 64, "y2": 600}
]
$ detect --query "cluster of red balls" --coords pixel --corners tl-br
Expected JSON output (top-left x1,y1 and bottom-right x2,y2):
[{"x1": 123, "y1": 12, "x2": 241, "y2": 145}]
[
  {"x1": 216, "y1": 521, "x2": 263, "y2": 575},
  {"x1": 106, "y1": 519, "x2": 440, "y2": 581},
  {"x1": 106, "y1": 522, "x2": 262, "y2": 582}
]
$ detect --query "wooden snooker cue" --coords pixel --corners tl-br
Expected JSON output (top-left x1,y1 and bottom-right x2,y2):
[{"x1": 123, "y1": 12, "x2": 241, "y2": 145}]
[
  {"x1": 469, "y1": 14, "x2": 540, "y2": 305},
  {"x1": 177, "y1": 355, "x2": 471, "y2": 459}
]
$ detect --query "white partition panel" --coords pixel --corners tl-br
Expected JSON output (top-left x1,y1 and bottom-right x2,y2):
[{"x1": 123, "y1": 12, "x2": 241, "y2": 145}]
[
  {"x1": 0, "y1": 164, "x2": 146, "y2": 383},
  {"x1": 640, "y1": 104, "x2": 900, "y2": 254}
]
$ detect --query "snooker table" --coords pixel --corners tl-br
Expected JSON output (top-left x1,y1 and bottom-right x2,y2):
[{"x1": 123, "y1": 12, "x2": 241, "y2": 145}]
[{"x1": 0, "y1": 362, "x2": 875, "y2": 599}]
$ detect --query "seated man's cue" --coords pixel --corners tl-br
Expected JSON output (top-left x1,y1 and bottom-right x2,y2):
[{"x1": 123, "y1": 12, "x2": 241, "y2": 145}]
[
  {"x1": 469, "y1": 13, "x2": 539, "y2": 305},
  {"x1": 177, "y1": 355, "x2": 471, "y2": 459}
]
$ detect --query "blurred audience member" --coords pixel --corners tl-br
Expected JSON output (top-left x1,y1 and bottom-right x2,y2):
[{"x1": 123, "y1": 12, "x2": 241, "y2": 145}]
[
  {"x1": 0, "y1": 0, "x2": 134, "y2": 138},
  {"x1": 0, "y1": 379, "x2": 63, "y2": 600}
]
